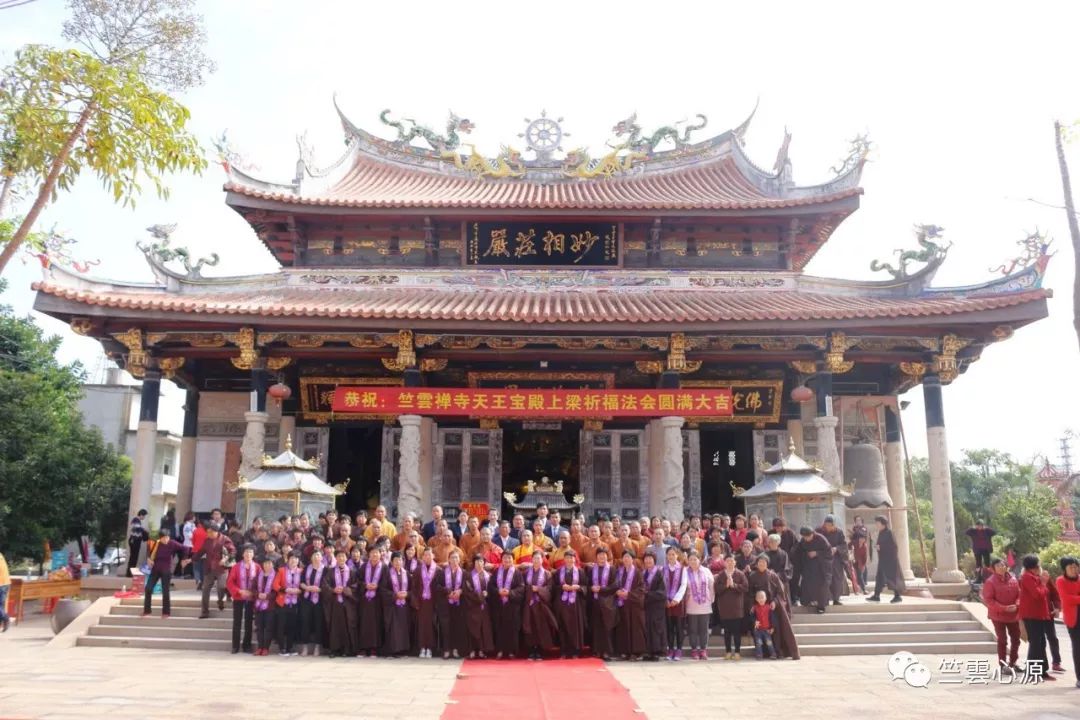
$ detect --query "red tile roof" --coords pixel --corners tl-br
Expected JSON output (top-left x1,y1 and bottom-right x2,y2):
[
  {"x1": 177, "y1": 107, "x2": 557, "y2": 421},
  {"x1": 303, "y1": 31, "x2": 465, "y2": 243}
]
[
  {"x1": 33, "y1": 282, "x2": 1048, "y2": 325},
  {"x1": 224, "y1": 154, "x2": 861, "y2": 211}
]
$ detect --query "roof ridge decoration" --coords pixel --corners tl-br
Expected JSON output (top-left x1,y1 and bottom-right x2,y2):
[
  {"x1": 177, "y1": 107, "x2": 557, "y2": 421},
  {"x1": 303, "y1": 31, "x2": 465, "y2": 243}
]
[
  {"x1": 870, "y1": 224, "x2": 950, "y2": 279},
  {"x1": 137, "y1": 224, "x2": 220, "y2": 280}
]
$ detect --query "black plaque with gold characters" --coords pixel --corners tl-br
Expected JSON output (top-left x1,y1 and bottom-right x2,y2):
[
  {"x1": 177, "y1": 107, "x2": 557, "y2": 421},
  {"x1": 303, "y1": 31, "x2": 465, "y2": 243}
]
[{"x1": 466, "y1": 221, "x2": 619, "y2": 267}]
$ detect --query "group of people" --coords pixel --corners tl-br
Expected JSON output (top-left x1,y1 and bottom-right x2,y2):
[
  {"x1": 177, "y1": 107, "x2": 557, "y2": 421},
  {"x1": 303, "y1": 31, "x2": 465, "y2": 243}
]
[{"x1": 135, "y1": 502, "x2": 905, "y2": 662}]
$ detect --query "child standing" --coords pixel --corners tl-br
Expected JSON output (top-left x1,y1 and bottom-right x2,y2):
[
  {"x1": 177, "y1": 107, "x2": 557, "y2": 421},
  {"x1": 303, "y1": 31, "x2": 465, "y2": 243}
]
[{"x1": 752, "y1": 590, "x2": 777, "y2": 659}]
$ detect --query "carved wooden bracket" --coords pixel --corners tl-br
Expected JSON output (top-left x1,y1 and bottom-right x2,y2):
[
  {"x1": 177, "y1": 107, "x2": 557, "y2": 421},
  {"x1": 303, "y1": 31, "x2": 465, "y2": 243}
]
[
  {"x1": 932, "y1": 333, "x2": 973, "y2": 383},
  {"x1": 111, "y1": 328, "x2": 148, "y2": 378},
  {"x1": 157, "y1": 357, "x2": 186, "y2": 379}
]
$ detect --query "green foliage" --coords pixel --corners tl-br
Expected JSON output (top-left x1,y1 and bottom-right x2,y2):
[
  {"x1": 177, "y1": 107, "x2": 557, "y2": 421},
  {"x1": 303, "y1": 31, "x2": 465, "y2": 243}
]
[
  {"x1": 1039, "y1": 541, "x2": 1080, "y2": 578},
  {"x1": 991, "y1": 484, "x2": 1060, "y2": 558},
  {"x1": 0, "y1": 281, "x2": 130, "y2": 562},
  {"x1": 0, "y1": 45, "x2": 205, "y2": 207}
]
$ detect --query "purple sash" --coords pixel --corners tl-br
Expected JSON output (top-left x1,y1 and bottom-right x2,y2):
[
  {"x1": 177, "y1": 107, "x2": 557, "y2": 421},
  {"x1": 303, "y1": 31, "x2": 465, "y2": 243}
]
[
  {"x1": 560, "y1": 566, "x2": 579, "y2": 605},
  {"x1": 527, "y1": 567, "x2": 546, "y2": 606},
  {"x1": 665, "y1": 565, "x2": 683, "y2": 601},
  {"x1": 255, "y1": 571, "x2": 274, "y2": 611},
  {"x1": 688, "y1": 567, "x2": 708, "y2": 604},
  {"x1": 472, "y1": 570, "x2": 488, "y2": 610},
  {"x1": 238, "y1": 561, "x2": 257, "y2": 593},
  {"x1": 305, "y1": 565, "x2": 324, "y2": 604},
  {"x1": 616, "y1": 566, "x2": 635, "y2": 607},
  {"x1": 592, "y1": 564, "x2": 611, "y2": 600},
  {"x1": 284, "y1": 567, "x2": 301, "y2": 606},
  {"x1": 444, "y1": 567, "x2": 462, "y2": 606},
  {"x1": 334, "y1": 565, "x2": 349, "y2": 604},
  {"x1": 390, "y1": 568, "x2": 407, "y2": 606},
  {"x1": 497, "y1": 566, "x2": 514, "y2": 605},
  {"x1": 420, "y1": 562, "x2": 436, "y2": 600},
  {"x1": 364, "y1": 562, "x2": 383, "y2": 601}
]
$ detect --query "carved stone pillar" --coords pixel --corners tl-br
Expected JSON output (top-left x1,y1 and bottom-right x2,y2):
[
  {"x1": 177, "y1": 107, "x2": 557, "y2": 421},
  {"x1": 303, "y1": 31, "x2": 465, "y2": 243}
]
[
  {"x1": 239, "y1": 411, "x2": 269, "y2": 484},
  {"x1": 130, "y1": 371, "x2": 161, "y2": 522},
  {"x1": 884, "y1": 406, "x2": 915, "y2": 581},
  {"x1": 813, "y1": 415, "x2": 841, "y2": 487},
  {"x1": 786, "y1": 418, "x2": 804, "y2": 456},
  {"x1": 659, "y1": 416, "x2": 685, "y2": 520},
  {"x1": 278, "y1": 414, "x2": 296, "y2": 453},
  {"x1": 924, "y1": 374, "x2": 965, "y2": 583},
  {"x1": 397, "y1": 414, "x2": 423, "y2": 521},
  {"x1": 174, "y1": 389, "x2": 198, "y2": 523}
]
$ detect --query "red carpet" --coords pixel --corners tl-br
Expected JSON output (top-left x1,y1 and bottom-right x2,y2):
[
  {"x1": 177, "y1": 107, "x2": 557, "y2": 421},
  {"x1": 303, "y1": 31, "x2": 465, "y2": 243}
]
[{"x1": 442, "y1": 658, "x2": 644, "y2": 719}]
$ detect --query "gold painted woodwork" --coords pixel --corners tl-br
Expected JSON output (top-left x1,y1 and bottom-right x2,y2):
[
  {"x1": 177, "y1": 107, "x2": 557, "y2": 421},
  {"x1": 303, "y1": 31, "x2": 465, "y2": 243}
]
[
  {"x1": 70, "y1": 318, "x2": 92, "y2": 336},
  {"x1": 466, "y1": 371, "x2": 615, "y2": 388},
  {"x1": 932, "y1": 333, "x2": 973, "y2": 383},
  {"x1": 898, "y1": 361, "x2": 927, "y2": 380},
  {"x1": 157, "y1": 357, "x2": 185, "y2": 379},
  {"x1": 225, "y1": 327, "x2": 258, "y2": 370},
  {"x1": 991, "y1": 326, "x2": 1014, "y2": 342},
  {"x1": 823, "y1": 331, "x2": 856, "y2": 374},
  {"x1": 680, "y1": 379, "x2": 785, "y2": 424},
  {"x1": 789, "y1": 360, "x2": 818, "y2": 374},
  {"x1": 478, "y1": 418, "x2": 500, "y2": 430},
  {"x1": 266, "y1": 357, "x2": 293, "y2": 371},
  {"x1": 299, "y1": 376, "x2": 402, "y2": 423},
  {"x1": 583, "y1": 420, "x2": 604, "y2": 432},
  {"x1": 419, "y1": 358, "x2": 449, "y2": 372},
  {"x1": 112, "y1": 328, "x2": 148, "y2": 378}
]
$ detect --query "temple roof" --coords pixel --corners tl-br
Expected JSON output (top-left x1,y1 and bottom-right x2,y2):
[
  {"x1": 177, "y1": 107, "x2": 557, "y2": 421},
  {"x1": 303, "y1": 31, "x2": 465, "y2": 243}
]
[
  {"x1": 221, "y1": 102, "x2": 865, "y2": 214},
  {"x1": 32, "y1": 263, "x2": 1050, "y2": 331}
]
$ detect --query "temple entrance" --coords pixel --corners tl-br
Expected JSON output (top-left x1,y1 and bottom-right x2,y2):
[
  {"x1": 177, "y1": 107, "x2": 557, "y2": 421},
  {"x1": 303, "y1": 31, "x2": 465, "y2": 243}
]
[
  {"x1": 501, "y1": 422, "x2": 580, "y2": 515},
  {"x1": 699, "y1": 428, "x2": 755, "y2": 516},
  {"x1": 327, "y1": 423, "x2": 383, "y2": 517}
]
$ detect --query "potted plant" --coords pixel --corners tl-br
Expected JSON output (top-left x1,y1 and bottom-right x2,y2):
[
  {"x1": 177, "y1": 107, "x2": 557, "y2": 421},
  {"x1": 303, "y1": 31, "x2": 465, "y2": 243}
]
[{"x1": 51, "y1": 595, "x2": 91, "y2": 634}]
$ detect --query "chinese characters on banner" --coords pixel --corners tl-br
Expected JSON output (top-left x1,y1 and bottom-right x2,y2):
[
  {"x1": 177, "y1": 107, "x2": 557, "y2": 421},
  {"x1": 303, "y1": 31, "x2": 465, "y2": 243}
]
[
  {"x1": 466, "y1": 221, "x2": 619, "y2": 266},
  {"x1": 331, "y1": 386, "x2": 734, "y2": 418}
]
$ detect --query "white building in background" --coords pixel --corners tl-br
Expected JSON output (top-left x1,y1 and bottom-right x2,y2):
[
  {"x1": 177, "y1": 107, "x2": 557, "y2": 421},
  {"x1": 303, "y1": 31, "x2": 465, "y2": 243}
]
[{"x1": 78, "y1": 367, "x2": 186, "y2": 527}]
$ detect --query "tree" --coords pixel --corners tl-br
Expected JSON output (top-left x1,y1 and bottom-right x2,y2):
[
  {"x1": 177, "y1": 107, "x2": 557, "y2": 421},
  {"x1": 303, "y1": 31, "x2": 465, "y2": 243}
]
[
  {"x1": 0, "y1": 280, "x2": 130, "y2": 563},
  {"x1": 991, "y1": 484, "x2": 1060, "y2": 558},
  {"x1": 1054, "y1": 121, "x2": 1080, "y2": 351},
  {"x1": 0, "y1": 0, "x2": 212, "y2": 274}
]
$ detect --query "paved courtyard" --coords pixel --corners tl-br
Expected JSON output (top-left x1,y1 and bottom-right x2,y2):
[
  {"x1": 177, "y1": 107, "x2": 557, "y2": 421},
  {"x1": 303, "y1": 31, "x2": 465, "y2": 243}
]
[{"x1": 1, "y1": 606, "x2": 1078, "y2": 720}]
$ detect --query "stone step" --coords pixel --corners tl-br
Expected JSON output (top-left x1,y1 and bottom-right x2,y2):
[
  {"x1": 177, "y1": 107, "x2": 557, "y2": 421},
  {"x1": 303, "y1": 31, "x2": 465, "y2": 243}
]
[
  {"x1": 791, "y1": 610, "x2": 972, "y2": 624},
  {"x1": 76, "y1": 635, "x2": 232, "y2": 652},
  {"x1": 88, "y1": 624, "x2": 231, "y2": 640},
  {"x1": 791, "y1": 620, "x2": 984, "y2": 634},
  {"x1": 792, "y1": 630, "x2": 994, "y2": 645},
  {"x1": 791, "y1": 600, "x2": 964, "y2": 614},
  {"x1": 794, "y1": 641, "x2": 999, "y2": 656},
  {"x1": 99, "y1": 614, "x2": 232, "y2": 629},
  {"x1": 119, "y1": 597, "x2": 209, "y2": 608},
  {"x1": 111, "y1": 605, "x2": 226, "y2": 618}
]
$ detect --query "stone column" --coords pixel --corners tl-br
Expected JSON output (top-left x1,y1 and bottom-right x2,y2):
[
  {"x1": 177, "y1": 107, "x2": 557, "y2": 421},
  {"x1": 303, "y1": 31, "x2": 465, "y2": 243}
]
[
  {"x1": 129, "y1": 371, "x2": 161, "y2": 522},
  {"x1": 786, "y1": 418, "x2": 804, "y2": 456},
  {"x1": 924, "y1": 374, "x2": 964, "y2": 583},
  {"x1": 174, "y1": 388, "x2": 198, "y2": 522},
  {"x1": 884, "y1": 406, "x2": 915, "y2": 580},
  {"x1": 239, "y1": 411, "x2": 269, "y2": 484},
  {"x1": 398, "y1": 414, "x2": 423, "y2": 521},
  {"x1": 812, "y1": 367, "x2": 841, "y2": 486},
  {"x1": 659, "y1": 416, "x2": 685, "y2": 520}
]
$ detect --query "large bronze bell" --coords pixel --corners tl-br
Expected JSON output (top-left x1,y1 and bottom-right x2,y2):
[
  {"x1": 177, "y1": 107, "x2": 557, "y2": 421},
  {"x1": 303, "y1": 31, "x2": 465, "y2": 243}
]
[{"x1": 844, "y1": 439, "x2": 892, "y2": 508}]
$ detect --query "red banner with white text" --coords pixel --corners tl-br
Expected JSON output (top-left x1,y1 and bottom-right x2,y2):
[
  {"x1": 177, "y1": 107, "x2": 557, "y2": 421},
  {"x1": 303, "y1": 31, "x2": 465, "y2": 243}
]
[{"x1": 331, "y1": 386, "x2": 734, "y2": 418}]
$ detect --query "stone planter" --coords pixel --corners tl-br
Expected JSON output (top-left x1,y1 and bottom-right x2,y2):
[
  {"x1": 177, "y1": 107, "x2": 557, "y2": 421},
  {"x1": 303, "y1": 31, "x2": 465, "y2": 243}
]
[{"x1": 50, "y1": 598, "x2": 91, "y2": 634}]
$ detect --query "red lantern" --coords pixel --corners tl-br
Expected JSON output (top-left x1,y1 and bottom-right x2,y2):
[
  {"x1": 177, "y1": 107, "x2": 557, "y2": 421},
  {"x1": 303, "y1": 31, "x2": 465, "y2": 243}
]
[
  {"x1": 790, "y1": 385, "x2": 814, "y2": 404},
  {"x1": 268, "y1": 382, "x2": 292, "y2": 405}
]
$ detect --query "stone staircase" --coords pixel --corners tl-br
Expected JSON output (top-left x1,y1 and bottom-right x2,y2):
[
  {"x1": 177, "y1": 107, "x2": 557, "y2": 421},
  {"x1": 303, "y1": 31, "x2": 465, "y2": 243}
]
[
  {"x1": 77, "y1": 596, "x2": 231, "y2": 651},
  {"x1": 779, "y1": 598, "x2": 996, "y2": 656},
  {"x1": 81, "y1": 594, "x2": 996, "y2": 657}
]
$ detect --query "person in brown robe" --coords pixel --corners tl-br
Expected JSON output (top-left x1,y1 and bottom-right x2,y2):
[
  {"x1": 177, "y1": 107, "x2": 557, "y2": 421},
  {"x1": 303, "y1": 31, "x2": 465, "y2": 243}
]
[
  {"x1": 641, "y1": 552, "x2": 668, "y2": 661},
  {"x1": 588, "y1": 548, "x2": 619, "y2": 660},
  {"x1": 434, "y1": 550, "x2": 467, "y2": 659},
  {"x1": 746, "y1": 555, "x2": 800, "y2": 659},
  {"x1": 357, "y1": 548, "x2": 385, "y2": 656},
  {"x1": 488, "y1": 551, "x2": 525, "y2": 659},
  {"x1": 791, "y1": 526, "x2": 832, "y2": 614},
  {"x1": 817, "y1": 515, "x2": 850, "y2": 605},
  {"x1": 463, "y1": 555, "x2": 494, "y2": 658},
  {"x1": 552, "y1": 549, "x2": 587, "y2": 658},
  {"x1": 715, "y1": 555, "x2": 749, "y2": 659},
  {"x1": 522, "y1": 550, "x2": 558, "y2": 660},
  {"x1": 321, "y1": 550, "x2": 358, "y2": 657},
  {"x1": 613, "y1": 550, "x2": 646, "y2": 659},
  {"x1": 411, "y1": 546, "x2": 439, "y2": 658},
  {"x1": 381, "y1": 551, "x2": 411, "y2": 657}
]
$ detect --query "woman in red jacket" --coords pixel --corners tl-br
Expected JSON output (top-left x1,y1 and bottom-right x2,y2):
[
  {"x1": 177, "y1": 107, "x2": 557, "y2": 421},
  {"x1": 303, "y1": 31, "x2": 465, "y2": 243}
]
[
  {"x1": 1017, "y1": 554, "x2": 1056, "y2": 681},
  {"x1": 981, "y1": 557, "x2": 1021, "y2": 672},
  {"x1": 1055, "y1": 556, "x2": 1080, "y2": 688}
]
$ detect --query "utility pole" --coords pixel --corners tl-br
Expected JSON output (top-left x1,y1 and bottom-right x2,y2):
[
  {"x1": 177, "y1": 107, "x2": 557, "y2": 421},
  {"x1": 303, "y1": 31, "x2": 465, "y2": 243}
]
[{"x1": 1052, "y1": 121, "x2": 1080, "y2": 351}]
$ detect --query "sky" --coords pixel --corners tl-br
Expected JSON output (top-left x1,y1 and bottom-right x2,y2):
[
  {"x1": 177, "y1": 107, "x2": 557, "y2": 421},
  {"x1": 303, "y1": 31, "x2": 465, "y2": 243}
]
[{"x1": 2, "y1": 0, "x2": 1079, "y2": 465}]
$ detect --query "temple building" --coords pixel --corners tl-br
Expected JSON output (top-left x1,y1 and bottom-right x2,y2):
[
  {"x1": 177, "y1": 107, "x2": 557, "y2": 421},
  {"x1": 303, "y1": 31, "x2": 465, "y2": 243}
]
[{"x1": 32, "y1": 104, "x2": 1051, "y2": 583}]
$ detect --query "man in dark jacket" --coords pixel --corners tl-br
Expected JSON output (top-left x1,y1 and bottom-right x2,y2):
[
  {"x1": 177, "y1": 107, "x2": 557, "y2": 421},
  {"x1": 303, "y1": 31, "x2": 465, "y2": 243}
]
[
  {"x1": 791, "y1": 526, "x2": 832, "y2": 614},
  {"x1": 866, "y1": 515, "x2": 905, "y2": 603},
  {"x1": 816, "y1": 515, "x2": 851, "y2": 606}
]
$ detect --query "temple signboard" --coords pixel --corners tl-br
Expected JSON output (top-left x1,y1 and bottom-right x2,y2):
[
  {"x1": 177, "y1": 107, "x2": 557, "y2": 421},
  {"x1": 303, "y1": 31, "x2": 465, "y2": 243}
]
[
  {"x1": 466, "y1": 221, "x2": 619, "y2": 267},
  {"x1": 332, "y1": 386, "x2": 734, "y2": 418}
]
